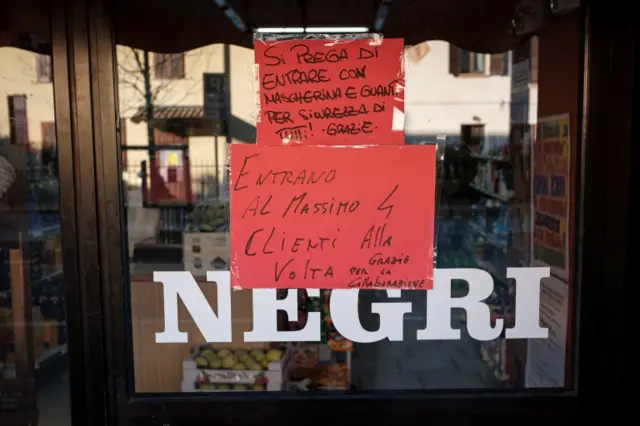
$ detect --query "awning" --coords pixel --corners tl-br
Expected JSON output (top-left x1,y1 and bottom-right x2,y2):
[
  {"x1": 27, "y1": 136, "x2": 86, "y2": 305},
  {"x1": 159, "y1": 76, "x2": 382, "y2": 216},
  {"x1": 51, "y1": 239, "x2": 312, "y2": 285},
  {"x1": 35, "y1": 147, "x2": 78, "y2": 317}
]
[
  {"x1": 0, "y1": 0, "x2": 578, "y2": 55},
  {"x1": 131, "y1": 106, "x2": 204, "y2": 124},
  {"x1": 130, "y1": 106, "x2": 256, "y2": 143}
]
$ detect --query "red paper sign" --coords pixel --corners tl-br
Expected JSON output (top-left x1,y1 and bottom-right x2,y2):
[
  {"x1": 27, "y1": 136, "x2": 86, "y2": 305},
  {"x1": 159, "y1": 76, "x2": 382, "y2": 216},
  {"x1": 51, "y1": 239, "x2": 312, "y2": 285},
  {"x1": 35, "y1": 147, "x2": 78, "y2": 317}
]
[
  {"x1": 254, "y1": 38, "x2": 405, "y2": 146},
  {"x1": 229, "y1": 144, "x2": 436, "y2": 290}
]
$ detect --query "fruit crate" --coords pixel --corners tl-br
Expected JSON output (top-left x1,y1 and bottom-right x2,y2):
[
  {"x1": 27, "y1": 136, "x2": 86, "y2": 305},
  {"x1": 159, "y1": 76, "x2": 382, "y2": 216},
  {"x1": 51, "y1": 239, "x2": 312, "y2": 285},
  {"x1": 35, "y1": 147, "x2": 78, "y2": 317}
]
[{"x1": 181, "y1": 345, "x2": 291, "y2": 392}]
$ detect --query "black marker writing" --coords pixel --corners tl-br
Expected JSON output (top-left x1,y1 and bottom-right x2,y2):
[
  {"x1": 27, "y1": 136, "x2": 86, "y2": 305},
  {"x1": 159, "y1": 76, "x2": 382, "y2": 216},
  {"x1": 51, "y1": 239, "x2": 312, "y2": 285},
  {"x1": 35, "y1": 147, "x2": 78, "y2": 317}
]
[
  {"x1": 233, "y1": 153, "x2": 259, "y2": 191},
  {"x1": 262, "y1": 45, "x2": 284, "y2": 66},
  {"x1": 282, "y1": 192, "x2": 360, "y2": 218},
  {"x1": 338, "y1": 65, "x2": 366, "y2": 81},
  {"x1": 290, "y1": 44, "x2": 348, "y2": 64},
  {"x1": 360, "y1": 224, "x2": 393, "y2": 249},
  {"x1": 255, "y1": 168, "x2": 337, "y2": 186},
  {"x1": 275, "y1": 124, "x2": 311, "y2": 141},
  {"x1": 262, "y1": 69, "x2": 330, "y2": 90},
  {"x1": 241, "y1": 195, "x2": 272, "y2": 218},
  {"x1": 274, "y1": 258, "x2": 335, "y2": 282},
  {"x1": 325, "y1": 121, "x2": 374, "y2": 136},
  {"x1": 264, "y1": 88, "x2": 342, "y2": 105},
  {"x1": 298, "y1": 104, "x2": 369, "y2": 120},
  {"x1": 377, "y1": 184, "x2": 399, "y2": 219}
]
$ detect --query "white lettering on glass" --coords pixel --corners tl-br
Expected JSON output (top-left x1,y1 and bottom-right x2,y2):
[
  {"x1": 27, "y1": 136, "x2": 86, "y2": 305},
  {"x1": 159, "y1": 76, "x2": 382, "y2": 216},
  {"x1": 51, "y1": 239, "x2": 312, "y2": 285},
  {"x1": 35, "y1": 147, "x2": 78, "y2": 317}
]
[
  {"x1": 152, "y1": 268, "x2": 551, "y2": 343},
  {"x1": 154, "y1": 271, "x2": 232, "y2": 343},
  {"x1": 417, "y1": 268, "x2": 502, "y2": 341},
  {"x1": 505, "y1": 267, "x2": 549, "y2": 339},
  {"x1": 244, "y1": 289, "x2": 321, "y2": 342},
  {"x1": 330, "y1": 289, "x2": 412, "y2": 342}
]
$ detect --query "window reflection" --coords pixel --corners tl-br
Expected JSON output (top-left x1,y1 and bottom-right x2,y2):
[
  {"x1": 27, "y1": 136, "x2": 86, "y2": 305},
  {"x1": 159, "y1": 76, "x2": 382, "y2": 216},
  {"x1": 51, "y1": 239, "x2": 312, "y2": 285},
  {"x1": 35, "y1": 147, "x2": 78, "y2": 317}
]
[
  {"x1": 118, "y1": 32, "x2": 576, "y2": 393},
  {"x1": 1, "y1": 44, "x2": 71, "y2": 424}
]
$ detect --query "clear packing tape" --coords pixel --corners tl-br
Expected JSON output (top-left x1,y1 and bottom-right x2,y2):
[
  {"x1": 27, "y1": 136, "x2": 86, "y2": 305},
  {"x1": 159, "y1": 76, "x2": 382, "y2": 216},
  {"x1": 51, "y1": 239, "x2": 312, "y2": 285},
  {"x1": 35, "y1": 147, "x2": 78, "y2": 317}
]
[
  {"x1": 252, "y1": 32, "x2": 405, "y2": 146},
  {"x1": 220, "y1": 32, "x2": 446, "y2": 290}
]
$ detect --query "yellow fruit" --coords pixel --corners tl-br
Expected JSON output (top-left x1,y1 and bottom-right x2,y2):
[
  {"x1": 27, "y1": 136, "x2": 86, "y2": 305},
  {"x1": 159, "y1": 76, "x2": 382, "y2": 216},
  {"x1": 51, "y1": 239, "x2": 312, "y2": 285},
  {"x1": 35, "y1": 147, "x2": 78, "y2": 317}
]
[
  {"x1": 266, "y1": 349, "x2": 283, "y2": 362},
  {"x1": 231, "y1": 362, "x2": 247, "y2": 370},
  {"x1": 233, "y1": 384, "x2": 248, "y2": 390},
  {"x1": 217, "y1": 348, "x2": 232, "y2": 358},
  {"x1": 203, "y1": 352, "x2": 219, "y2": 361},
  {"x1": 260, "y1": 358, "x2": 269, "y2": 368},
  {"x1": 195, "y1": 357, "x2": 208, "y2": 368},
  {"x1": 252, "y1": 384, "x2": 265, "y2": 390},
  {"x1": 221, "y1": 355, "x2": 237, "y2": 369},
  {"x1": 250, "y1": 349, "x2": 265, "y2": 361}
]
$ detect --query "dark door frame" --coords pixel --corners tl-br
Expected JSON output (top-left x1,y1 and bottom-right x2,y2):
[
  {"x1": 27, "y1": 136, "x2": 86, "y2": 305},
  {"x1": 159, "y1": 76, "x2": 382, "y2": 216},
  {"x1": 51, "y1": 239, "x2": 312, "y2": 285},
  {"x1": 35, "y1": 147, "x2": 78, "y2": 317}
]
[{"x1": 52, "y1": 0, "x2": 632, "y2": 424}]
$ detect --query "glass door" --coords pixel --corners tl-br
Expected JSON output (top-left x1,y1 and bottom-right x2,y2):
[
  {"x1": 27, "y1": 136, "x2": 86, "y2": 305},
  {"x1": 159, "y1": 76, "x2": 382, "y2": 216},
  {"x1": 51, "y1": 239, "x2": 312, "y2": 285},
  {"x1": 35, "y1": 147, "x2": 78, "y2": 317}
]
[
  {"x1": 82, "y1": 0, "x2": 632, "y2": 424},
  {"x1": 0, "y1": 2, "x2": 75, "y2": 425}
]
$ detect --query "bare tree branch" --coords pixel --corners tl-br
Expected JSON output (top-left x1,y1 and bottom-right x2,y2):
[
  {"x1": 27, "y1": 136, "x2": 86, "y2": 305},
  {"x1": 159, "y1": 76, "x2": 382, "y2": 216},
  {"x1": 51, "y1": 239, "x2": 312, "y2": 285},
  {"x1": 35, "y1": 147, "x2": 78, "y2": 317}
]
[{"x1": 117, "y1": 46, "x2": 207, "y2": 119}]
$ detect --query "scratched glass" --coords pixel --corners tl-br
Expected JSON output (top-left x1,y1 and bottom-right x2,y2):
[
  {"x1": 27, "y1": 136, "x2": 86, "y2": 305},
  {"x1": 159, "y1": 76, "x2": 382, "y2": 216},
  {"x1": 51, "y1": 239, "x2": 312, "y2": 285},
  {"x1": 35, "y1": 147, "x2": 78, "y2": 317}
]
[{"x1": 116, "y1": 31, "x2": 578, "y2": 393}]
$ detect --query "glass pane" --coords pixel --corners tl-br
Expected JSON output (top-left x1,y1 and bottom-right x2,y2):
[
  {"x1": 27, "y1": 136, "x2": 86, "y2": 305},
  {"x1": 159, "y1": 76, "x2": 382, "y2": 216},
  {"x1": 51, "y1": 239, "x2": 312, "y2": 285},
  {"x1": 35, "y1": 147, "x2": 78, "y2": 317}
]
[
  {"x1": 1, "y1": 5, "x2": 72, "y2": 424},
  {"x1": 116, "y1": 11, "x2": 581, "y2": 394}
]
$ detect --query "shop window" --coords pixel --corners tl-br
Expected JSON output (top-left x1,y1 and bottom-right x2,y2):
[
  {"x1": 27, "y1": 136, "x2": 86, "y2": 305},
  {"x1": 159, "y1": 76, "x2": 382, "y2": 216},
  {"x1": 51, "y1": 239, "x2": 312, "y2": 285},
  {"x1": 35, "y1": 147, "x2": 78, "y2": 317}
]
[
  {"x1": 489, "y1": 53, "x2": 510, "y2": 75},
  {"x1": 450, "y1": 46, "x2": 509, "y2": 76},
  {"x1": 36, "y1": 54, "x2": 52, "y2": 83},
  {"x1": 113, "y1": 18, "x2": 585, "y2": 398},
  {"x1": 154, "y1": 53, "x2": 185, "y2": 79},
  {"x1": 461, "y1": 123, "x2": 485, "y2": 147},
  {"x1": 450, "y1": 45, "x2": 484, "y2": 74}
]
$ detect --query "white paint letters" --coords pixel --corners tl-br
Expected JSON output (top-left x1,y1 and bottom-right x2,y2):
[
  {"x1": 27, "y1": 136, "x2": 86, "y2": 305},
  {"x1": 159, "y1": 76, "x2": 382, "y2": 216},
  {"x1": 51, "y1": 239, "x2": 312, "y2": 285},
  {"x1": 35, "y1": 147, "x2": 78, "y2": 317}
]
[{"x1": 153, "y1": 267, "x2": 551, "y2": 344}]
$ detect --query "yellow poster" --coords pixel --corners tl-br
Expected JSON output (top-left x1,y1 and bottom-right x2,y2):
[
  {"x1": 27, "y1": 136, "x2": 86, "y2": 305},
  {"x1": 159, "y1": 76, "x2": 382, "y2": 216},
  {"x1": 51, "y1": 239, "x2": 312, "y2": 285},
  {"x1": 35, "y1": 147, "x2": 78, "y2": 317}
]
[{"x1": 531, "y1": 114, "x2": 570, "y2": 279}]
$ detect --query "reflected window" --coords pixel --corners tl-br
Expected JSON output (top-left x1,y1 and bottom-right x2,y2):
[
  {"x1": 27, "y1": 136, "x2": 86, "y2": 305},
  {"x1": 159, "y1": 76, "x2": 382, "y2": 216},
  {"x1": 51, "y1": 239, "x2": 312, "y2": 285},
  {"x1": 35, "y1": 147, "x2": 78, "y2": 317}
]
[
  {"x1": 154, "y1": 53, "x2": 185, "y2": 80},
  {"x1": 35, "y1": 54, "x2": 52, "y2": 83}
]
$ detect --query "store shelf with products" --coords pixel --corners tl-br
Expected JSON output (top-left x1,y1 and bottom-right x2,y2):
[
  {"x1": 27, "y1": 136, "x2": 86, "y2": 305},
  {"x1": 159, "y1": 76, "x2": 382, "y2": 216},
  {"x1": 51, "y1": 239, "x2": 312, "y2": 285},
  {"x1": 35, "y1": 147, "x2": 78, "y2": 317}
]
[
  {"x1": 1, "y1": 169, "x2": 68, "y2": 423},
  {"x1": 439, "y1": 131, "x2": 531, "y2": 387}
]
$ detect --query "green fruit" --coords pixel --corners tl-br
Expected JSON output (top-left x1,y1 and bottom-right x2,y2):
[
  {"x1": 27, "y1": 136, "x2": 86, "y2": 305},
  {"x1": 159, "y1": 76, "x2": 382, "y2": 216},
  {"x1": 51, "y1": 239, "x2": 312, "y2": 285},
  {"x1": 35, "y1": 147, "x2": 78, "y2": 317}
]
[
  {"x1": 195, "y1": 357, "x2": 208, "y2": 368},
  {"x1": 217, "y1": 348, "x2": 232, "y2": 358},
  {"x1": 249, "y1": 349, "x2": 264, "y2": 359},
  {"x1": 247, "y1": 362, "x2": 263, "y2": 371},
  {"x1": 201, "y1": 348, "x2": 214, "y2": 357},
  {"x1": 234, "y1": 349, "x2": 248, "y2": 358},
  {"x1": 217, "y1": 384, "x2": 231, "y2": 390},
  {"x1": 252, "y1": 384, "x2": 265, "y2": 390},
  {"x1": 233, "y1": 384, "x2": 248, "y2": 390},
  {"x1": 231, "y1": 362, "x2": 247, "y2": 370},
  {"x1": 208, "y1": 358, "x2": 222, "y2": 369},
  {"x1": 221, "y1": 355, "x2": 237, "y2": 369},
  {"x1": 203, "y1": 351, "x2": 218, "y2": 361},
  {"x1": 239, "y1": 354, "x2": 252, "y2": 363},
  {"x1": 199, "y1": 383, "x2": 214, "y2": 390}
]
